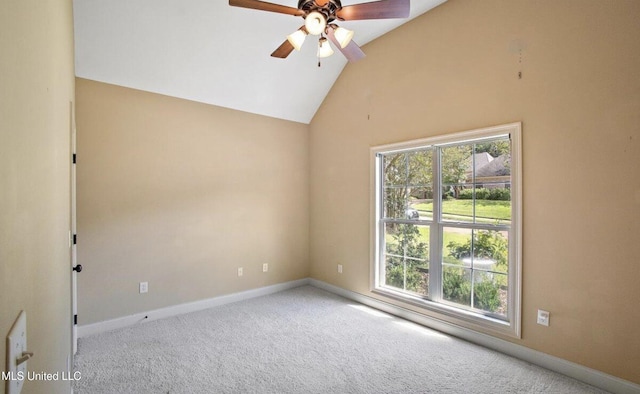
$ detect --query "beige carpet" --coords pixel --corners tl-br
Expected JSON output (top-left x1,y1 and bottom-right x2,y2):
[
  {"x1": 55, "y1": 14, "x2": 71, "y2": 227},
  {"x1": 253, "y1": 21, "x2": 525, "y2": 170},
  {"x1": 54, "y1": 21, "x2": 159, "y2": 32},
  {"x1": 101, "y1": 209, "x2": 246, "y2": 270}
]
[{"x1": 74, "y1": 286, "x2": 609, "y2": 393}]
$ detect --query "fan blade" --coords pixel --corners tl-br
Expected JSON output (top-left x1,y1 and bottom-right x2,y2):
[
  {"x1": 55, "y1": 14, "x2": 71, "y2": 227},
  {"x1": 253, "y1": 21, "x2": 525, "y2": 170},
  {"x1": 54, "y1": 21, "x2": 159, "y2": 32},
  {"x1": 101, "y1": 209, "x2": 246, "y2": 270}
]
[
  {"x1": 229, "y1": 0, "x2": 304, "y2": 16},
  {"x1": 336, "y1": 0, "x2": 410, "y2": 20},
  {"x1": 271, "y1": 39, "x2": 295, "y2": 58},
  {"x1": 327, "y1": 27, "x2": 365, "y2": 62}
]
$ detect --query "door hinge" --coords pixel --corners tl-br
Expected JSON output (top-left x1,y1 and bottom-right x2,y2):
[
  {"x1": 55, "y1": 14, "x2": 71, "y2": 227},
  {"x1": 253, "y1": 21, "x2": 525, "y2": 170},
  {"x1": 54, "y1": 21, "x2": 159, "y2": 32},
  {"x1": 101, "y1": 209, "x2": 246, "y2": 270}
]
[
  {"x1": 74, "y1": 314, "x2": 78, "y2": 325},
  {"x1": 73, "y1": 234, "x2": 77, "y2": 245}
]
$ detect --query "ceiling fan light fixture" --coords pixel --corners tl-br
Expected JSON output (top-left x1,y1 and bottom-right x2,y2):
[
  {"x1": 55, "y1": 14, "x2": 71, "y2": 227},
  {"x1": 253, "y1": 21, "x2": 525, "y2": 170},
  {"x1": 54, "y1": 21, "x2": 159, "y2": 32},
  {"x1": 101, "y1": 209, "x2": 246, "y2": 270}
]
[
  {"x1": 333, "y1": 26, "x2": 354, "y2": 49},
  {"x1": 229, "y1": 0, "x2": 410, "y2": 63},
  {"x1": 317, "y1": 37, "x2": 334, "y2": 58},
  {"x1": 287, "y1": 28, "x2": 307, "y2": 51},
  {"x1": 305, "y1": 11, "x2": 327, "y2": 35}
]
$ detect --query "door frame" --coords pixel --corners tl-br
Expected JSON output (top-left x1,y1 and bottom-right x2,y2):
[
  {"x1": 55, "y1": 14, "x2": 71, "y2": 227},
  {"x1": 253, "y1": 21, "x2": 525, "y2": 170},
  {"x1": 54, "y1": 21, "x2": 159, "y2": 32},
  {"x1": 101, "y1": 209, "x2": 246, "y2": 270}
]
[{"x1": 70, "y1": 100, "x2": 78, "y2": 355}]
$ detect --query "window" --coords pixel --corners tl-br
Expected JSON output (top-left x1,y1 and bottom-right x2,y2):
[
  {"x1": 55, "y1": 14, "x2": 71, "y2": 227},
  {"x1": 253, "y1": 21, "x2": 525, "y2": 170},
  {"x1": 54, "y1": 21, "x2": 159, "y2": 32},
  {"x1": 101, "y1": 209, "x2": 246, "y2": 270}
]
[{"x1": 372, "y1": 123, "x2": 521, "y2": 337}]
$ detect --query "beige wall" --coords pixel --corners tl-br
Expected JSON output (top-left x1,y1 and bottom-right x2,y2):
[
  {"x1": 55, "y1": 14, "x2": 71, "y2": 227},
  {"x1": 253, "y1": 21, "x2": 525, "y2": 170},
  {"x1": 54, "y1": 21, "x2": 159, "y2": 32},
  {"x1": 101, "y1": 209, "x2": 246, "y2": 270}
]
[
  {"x1": 75, "y1": 79, "x2": 309, "y2": 324},
  {"x1": 310, "y1": 0, "x2": 640, "y2": 384},
  {"x1": 0, "y1": 1, "x2": 75, "y2": 394},
  {"x1": 4, "y1": 0, "x2": 638, "y2": 390}
]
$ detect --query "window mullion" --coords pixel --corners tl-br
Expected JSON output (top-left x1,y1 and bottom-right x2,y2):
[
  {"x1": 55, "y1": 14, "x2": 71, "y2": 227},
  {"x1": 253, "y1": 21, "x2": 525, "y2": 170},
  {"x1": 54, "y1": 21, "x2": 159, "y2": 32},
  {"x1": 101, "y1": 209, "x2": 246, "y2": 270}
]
[
  {"x1": 429, "y1": 147, "x2": 442, "y2": 302},
  {"x1": 472, "y1": 144, "x2": 476, "y2": 224},
  {"x1": 403, "y1": 153, "x2": 409, "y2": 291}
]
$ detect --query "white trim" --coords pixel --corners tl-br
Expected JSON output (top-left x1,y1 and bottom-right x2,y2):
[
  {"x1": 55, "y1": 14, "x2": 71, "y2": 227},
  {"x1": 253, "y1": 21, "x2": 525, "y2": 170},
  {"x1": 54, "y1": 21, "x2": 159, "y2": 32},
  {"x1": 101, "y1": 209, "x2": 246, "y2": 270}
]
[
  {"x1": 510, "y1": 122, "x2": 523, "y2": 338},
  {"x1": 371, "y1": 122, "x2": 521, "y2": 154},
  {"x1": 309, "y1": 279, "x2": 640, "y2": 394},
  {"x1": 78, "y1": 279, "x2": 310, "y2": 338}
]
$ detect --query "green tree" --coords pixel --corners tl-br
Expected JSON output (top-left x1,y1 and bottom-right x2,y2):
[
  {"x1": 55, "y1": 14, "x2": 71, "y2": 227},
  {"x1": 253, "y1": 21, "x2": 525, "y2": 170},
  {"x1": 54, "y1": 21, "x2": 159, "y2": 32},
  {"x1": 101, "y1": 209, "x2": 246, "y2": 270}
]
[
  {"x1": 474, "y1": 280, "x2": 501, "y2": 312},
  {"x1": 383, "y1": 153, "x2": 409, "y2": 220},
  {"x1": 385, "y1": 224, "x2": 429, "y2": 294},
  {"x1": 407, "y1": 150, "x2": 433, "y2": 200},
  {"x1": 441, "y1": 145, "x2": 472, "y2": 198},
  {"x1": 383, "y1": 151, "x2": 433, "y2": 219},
  {"x1": 443, "y1": 267, "x2": 471, "y2": 305},
  {"x1": 475, "y1": 140, "x2": 510, "y2": 157}
]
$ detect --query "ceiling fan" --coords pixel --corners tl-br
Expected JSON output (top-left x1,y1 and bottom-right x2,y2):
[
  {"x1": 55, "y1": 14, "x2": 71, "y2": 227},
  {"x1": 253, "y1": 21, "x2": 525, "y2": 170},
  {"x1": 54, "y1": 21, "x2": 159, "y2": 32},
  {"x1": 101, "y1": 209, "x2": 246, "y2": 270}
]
[{"x1": 229, "y1": 0, "x2": 410, "y2": 64}]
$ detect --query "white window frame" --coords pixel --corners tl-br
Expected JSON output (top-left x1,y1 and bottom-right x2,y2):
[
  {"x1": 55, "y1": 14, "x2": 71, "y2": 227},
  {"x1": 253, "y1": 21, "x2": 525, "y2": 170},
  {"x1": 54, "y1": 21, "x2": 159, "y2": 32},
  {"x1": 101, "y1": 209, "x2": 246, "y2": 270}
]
[{"x1": 370, "y1": 123, "x2": 522, "y2": 338}]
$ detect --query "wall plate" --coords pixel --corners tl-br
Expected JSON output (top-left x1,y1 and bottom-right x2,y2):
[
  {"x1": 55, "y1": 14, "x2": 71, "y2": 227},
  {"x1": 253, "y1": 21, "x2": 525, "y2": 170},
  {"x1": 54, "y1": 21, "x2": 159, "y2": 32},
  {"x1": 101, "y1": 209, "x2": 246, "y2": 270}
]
[
  {"x1": 537, "y1": 309, "x2": 550, "y2": 327},
  {"x1": 6, "y1": 310, "x2": 27, "y2": 394}
]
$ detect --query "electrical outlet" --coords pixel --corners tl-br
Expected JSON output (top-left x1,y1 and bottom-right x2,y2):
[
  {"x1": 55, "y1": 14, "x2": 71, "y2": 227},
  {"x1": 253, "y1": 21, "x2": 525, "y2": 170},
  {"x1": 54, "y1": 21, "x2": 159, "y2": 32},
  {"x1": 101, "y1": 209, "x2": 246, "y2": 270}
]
[
  {"x1": 238, "y1": 267, "x2": 243, "y2": 277},
  {"x1": 537, "y1": 309, "x2": 550, "y2": 326},
  {"x1": 262, "y1": 263, "x2": 268, "y2": 272},
  {"x1": 337, "y1": 264, "x2": 343, "y2": 274},
  {"x1": 139, "y1": 282, "x2": 148, "y2": 294}
]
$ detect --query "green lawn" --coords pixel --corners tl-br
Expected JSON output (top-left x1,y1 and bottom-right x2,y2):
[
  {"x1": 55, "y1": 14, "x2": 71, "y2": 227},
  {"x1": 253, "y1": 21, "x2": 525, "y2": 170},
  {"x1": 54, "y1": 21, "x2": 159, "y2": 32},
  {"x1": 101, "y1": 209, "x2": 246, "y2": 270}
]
[
  {"x1": 385, "y1": 227, "x2": 471, "y2": 258},
  {"x1": 413, "y1": 199, "x2": 510, "y2": 223},
  {"x1": 442, "y1": 231, "x2": 469, "y2": 250},
  {"x1": 384, "y1": 199, "x2": 510, "y2": 258}
]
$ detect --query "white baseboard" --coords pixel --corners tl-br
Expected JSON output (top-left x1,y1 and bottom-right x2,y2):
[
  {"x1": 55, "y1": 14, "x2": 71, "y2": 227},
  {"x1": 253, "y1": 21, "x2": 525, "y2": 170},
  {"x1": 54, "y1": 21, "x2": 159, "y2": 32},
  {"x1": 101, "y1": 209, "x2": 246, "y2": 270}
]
[
  {"x1": 78, "y1": 278, "x2": 310, "y2": 338},
  {"x1": 309, "y1": 279, "x2": 640, "y2": 394}
]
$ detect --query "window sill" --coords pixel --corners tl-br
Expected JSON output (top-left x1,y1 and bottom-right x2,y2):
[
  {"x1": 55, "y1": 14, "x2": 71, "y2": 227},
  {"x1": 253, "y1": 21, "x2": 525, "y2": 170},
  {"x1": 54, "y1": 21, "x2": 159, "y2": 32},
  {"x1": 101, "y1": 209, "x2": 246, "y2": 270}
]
[{"x1": 372, "y1": 286, "x2": 520, "y2": 339}]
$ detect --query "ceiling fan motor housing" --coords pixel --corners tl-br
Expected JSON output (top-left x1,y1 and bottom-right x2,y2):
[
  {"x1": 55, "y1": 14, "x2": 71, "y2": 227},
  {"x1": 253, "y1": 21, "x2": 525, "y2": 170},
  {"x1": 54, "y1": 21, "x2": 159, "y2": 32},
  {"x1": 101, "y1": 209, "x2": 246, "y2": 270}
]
[{"x1": 298, "y1": 0, "x2": 342, "y2": 23}]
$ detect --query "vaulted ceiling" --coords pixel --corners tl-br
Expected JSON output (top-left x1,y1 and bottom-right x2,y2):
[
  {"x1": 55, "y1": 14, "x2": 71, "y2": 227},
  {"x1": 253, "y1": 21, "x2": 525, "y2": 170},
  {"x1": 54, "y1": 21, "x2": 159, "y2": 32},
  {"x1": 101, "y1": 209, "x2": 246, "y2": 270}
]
[{"x1": 73, "y1": 0, "x2": 446, "y2": 123}]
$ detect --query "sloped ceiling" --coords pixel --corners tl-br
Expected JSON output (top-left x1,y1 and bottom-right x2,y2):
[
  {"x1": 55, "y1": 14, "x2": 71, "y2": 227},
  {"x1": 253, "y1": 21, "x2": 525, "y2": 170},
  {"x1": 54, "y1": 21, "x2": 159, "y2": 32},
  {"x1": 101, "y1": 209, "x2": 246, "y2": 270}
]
[{"x1": 73, "y1": 0, "x2": 446, "y2": 123}]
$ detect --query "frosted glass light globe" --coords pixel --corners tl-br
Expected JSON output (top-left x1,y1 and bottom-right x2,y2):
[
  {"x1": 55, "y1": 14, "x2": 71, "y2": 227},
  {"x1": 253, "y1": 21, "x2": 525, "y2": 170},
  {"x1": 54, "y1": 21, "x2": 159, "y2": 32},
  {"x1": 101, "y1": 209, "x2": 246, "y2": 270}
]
[
  {"x1": 317, "y1": 37, "x2": 334, "y2": 58},
  {"x1": 287, "y1": 29, "x2": 307, "y2": 51},
  {"x1": 305, "y1": 11, "x2": 326, "y2": 36}
]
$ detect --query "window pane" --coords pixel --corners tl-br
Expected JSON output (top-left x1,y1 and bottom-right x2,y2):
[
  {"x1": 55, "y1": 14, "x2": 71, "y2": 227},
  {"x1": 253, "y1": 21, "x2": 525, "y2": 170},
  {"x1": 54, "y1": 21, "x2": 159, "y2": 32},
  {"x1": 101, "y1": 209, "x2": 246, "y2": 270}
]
[
  {"x1": 441, "y1": 144, "x2": 473, "y2": 224},
  {"x1": 384, "y1": 256, "x2": 429, "y2": 296},
  {"x1": 383, "y1": 152, "x2": 407, "y2": 187},
  {"x1": 473, "y1": 140, "x2": 511, "y2": 224},
  {"x1": 408, "y1": 150, "x2": 433, "y2": 187},
  {"x1": 442, "y1": 227, "x2": 472, "y2": 267},
  {"x1": 443, "y1": 228, "x2": 509, "y2": 315},
  {"x1": 407, "y1": 150, "x2": 434, "y2": 221},
  {"x1": 443, "y1": 266, "x2": 471, "y2": 307},
  {"x1": 473, "y1": 272, "x2": 508, "y2": 316},
  {"x1": 441, "y1": 145, "x2": 472, "y2": 188},
  {"x1": 399, "y1": 224, "x2": 429, "y2": 260},
  {"x1": 442, "y1": 185, "x2": 474, "y2": 223},
  {"x1": 473, "y1": 139, "x2": 511, "y2": 178},
  {"x1": 383, "y1": 187, "x2": 408, "y2": 219},
  {"x1": 472, "y1": 230, "x2": 509, "y2": 274},
  {"x1": 383, "y1": 223, "x2": 429, "y2": 296}
]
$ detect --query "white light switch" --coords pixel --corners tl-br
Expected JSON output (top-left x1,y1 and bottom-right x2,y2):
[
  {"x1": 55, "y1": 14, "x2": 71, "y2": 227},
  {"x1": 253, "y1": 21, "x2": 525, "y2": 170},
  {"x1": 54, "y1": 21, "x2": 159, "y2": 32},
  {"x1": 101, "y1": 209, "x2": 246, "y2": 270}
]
[{"x1": 7, "y1": 310, "x2": 29, "y2": 394}]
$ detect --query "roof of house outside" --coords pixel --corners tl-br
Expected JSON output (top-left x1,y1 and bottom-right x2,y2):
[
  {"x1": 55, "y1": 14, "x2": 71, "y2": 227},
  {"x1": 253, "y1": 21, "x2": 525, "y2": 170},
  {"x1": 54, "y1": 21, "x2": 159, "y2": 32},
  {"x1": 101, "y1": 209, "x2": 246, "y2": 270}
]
[
  {"x1": 472, "y1": 152, "x2": 494, "y2": 171},
  {"x1": 467, "y1": 153, "x2": 510, "y2": 178},
  {"x1": 476, "y1": 154, "x2": 510, "y2": 177}
]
